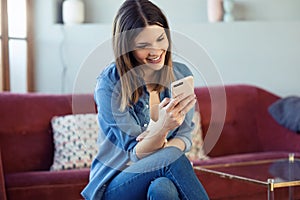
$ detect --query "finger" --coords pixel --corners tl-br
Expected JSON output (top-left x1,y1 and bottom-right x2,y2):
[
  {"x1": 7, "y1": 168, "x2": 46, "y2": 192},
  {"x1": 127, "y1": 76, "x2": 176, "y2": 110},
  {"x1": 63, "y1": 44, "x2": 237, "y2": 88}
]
[
  {"x1": 179, "y1": 110, "x2": 186, "y2": 117},
  {"x1": 159, "y1": 98, "x2": 171, "y2": 108},
  {"x1": 179, "y1": 98, "x2": 197, "y2": 116},
  {"x1": 174, "y1": 93, "x2": 192, "y2": 103},
  {"x1": 165, "y1": 94, "x2": 184, "y2": 112},
  {"x1": 136, "y1": 135, "x2": 143, "y2": 142},
  {"x1": 136, "y1": 130, "x2": 149, "y2": 141},
  {"x1": 173, "y1": 94, "x2": 196, "y2": 114}
]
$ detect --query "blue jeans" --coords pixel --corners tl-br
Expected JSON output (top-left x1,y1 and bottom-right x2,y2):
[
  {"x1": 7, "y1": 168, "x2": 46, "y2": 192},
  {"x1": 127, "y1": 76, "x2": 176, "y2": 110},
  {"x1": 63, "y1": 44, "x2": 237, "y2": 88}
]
[{"x1": 103, "y1": 147, "x2": 209, "y2": 200}]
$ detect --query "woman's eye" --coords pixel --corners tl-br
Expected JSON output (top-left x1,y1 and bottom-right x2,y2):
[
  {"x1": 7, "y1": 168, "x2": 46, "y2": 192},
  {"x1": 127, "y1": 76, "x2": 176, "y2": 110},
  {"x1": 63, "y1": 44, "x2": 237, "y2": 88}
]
[
  {"x1": 136, "y1": 45, "x2": 148, "y2": 49},
  {"x1": 157, "y1": 37, "x2": 164, "y2": 42}
]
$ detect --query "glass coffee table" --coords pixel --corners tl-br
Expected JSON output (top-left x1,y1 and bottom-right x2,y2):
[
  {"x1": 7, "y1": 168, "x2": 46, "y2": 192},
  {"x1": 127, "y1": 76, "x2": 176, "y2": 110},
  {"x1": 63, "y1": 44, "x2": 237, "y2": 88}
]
[{"x1": 194, "y1": 153, "x2": 300, "y2": 200}]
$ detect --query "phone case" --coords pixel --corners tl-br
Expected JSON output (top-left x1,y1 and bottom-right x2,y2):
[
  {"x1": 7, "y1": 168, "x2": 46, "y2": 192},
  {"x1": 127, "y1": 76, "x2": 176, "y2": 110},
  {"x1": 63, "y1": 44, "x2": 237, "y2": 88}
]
[{"x1": 171, "y1": 76, "x2": 194, "y2": 98}]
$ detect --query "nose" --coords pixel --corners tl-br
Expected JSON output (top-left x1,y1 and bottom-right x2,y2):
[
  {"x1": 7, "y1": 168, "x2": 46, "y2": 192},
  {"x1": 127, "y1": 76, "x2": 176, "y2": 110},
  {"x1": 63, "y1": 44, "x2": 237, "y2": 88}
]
[{"x1": 148, "y1": 48, "x2": 161, "y2": 56}]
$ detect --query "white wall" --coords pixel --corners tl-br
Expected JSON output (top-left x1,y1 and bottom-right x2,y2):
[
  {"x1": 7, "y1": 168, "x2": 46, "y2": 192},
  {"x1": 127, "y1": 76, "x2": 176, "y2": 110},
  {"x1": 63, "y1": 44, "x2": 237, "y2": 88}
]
[{"x1": 33, "y1": 0, "x2": 300, "y2": 97}]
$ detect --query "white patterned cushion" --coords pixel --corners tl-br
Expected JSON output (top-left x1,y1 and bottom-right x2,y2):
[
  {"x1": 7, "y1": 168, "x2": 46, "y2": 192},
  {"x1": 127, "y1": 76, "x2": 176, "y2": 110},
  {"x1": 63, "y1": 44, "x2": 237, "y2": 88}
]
[
  {"x1": 185, "y1": 111, "x2": 209, "y2": 161},
  {"x1": 50, "y1": 113, "x2": 99, "y2": 170}
]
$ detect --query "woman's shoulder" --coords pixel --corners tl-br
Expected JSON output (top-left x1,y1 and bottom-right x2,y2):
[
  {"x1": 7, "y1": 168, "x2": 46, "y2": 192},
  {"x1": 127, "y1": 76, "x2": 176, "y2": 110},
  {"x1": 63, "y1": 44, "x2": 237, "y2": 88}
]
[
  {"x1": 98, "y1": 62, "x2": 120, "y2": 83},
  {"x1": 172, "y1": 61, "x2": 193, "y2": 79},
  {"x1": 95, "y1": 62, "x2": 121, "y2": 92}
]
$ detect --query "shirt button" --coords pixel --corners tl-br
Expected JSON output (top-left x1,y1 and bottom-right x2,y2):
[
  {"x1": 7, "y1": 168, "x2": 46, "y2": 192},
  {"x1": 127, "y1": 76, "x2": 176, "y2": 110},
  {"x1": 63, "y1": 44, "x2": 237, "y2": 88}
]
[
  {"x1": 145, "y1": 104, "x2": 149, "y2": 108},
  {"x1": 143, "y1": 123, "x2": 148, "y2": 127}
]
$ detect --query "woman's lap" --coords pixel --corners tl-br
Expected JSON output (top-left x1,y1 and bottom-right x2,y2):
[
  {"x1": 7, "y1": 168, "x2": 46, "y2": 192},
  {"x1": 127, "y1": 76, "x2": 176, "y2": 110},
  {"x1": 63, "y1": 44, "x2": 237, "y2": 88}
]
[
  {"x1": 103, "y1": 147, "x2": 182, "y2": 199},
  {"x1": 103, "y1": 147, "x2": 209, "y2": 200}
]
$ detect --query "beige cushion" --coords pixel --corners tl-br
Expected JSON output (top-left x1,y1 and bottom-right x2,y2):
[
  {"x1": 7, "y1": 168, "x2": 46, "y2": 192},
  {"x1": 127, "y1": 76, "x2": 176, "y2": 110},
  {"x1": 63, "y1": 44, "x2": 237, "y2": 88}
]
[{"x1": 186, "y1": 111, "x2": 209, "y2": 161}]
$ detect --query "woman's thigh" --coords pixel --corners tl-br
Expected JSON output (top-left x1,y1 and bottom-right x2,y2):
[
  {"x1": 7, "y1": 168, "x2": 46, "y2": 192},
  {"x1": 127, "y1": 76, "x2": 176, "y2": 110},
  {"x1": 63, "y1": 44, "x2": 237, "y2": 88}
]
[{"x1": 103, "y1": 147, "x2": 183, "y2": 200}]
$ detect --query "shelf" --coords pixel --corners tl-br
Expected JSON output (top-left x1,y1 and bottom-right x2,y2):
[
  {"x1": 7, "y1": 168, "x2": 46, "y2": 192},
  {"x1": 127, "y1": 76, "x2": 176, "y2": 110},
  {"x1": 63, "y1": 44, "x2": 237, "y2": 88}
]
[{"x1": 54, "y1": 0, "x2": 300, "y2": 24}]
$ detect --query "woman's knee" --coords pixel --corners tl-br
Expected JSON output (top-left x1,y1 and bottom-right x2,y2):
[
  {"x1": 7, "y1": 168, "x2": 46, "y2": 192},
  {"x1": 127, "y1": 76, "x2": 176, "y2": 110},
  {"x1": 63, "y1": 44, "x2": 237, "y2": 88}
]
[
  {"x1": 158, "y1": 146, "x2": 193, "y2": 171},
  {"x1": 147, "y1": 177, "x2": 180, "y2": 200},
  {"x1": 159, "y1": 146, "x2": 184, "y2": 162}
]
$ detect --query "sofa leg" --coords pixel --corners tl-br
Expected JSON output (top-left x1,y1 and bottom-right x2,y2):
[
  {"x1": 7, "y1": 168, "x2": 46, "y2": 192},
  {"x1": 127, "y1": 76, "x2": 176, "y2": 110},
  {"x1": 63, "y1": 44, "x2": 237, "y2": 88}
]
[{"x1": 0, "y1": 149, "x2": 7, "y2": 200}]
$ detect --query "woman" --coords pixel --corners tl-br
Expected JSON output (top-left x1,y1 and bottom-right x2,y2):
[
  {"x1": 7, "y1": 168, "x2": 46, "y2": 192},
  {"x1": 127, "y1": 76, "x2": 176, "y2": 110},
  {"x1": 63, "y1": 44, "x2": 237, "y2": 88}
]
[{"x1": 81, "y1": 0, "x2": 209, "y2": 199}]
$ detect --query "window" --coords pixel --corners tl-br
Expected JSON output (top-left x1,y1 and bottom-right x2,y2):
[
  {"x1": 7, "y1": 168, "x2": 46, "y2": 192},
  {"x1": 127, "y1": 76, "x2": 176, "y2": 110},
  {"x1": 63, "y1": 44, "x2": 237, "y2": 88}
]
[{"x1": 0, "y1": 0, "x2": 34, "y2": 92}]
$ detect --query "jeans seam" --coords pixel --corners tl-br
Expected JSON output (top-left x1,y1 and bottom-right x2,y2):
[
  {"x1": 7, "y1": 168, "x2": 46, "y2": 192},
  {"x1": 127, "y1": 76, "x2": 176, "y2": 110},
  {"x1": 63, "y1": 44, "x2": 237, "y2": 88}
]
[{"x1": 168, "y1": 170, "x2": 189, "y2": 200}]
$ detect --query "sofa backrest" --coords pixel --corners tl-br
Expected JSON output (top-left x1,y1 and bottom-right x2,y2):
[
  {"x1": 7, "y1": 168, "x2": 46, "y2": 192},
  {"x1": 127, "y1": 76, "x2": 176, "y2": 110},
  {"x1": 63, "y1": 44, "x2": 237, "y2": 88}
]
[
  {"x1": 0, "y1": 85, "x2": 286, "y2": 173},
  {"x1": 0, "y1": 92, "x2": 96, "y2": 174},
  {"x1": 195, "y1": 84, "x2": 280, "y2": 157}
]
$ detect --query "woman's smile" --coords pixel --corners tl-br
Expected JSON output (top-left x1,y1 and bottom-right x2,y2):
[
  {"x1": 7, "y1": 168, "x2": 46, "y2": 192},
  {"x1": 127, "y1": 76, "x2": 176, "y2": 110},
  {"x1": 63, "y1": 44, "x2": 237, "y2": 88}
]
[{"x1": 146, "y1": 53, "x2": 163, "y2": 64}]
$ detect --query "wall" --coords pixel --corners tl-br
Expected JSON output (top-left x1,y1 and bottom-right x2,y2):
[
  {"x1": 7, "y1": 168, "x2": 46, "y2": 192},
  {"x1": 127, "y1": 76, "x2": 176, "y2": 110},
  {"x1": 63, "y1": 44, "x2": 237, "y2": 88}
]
[{"x1": 33, "y1": 0, "x2": 300, "y2": 97}]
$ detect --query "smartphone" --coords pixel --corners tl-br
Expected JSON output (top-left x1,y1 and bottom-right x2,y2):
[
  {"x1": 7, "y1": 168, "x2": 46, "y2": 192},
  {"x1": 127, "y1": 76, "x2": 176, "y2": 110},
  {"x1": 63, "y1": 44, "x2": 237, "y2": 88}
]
[{"x1": 171, "y1": 76, "x2": 194, "y2": 98}]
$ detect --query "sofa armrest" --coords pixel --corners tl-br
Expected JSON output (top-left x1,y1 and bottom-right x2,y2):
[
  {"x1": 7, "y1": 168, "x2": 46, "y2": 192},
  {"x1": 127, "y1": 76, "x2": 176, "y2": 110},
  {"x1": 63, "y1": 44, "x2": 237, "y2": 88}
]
[
  {"x1": 0, "y1": 148, "x2": 7, "y2": 200},
  {"x1": 256, "y1": 87, "x2": 300, "y2": 152}
]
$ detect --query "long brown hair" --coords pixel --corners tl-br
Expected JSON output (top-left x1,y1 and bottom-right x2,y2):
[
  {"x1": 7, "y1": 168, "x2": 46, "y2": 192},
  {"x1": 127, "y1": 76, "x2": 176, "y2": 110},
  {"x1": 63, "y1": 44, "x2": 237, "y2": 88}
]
[{"x1": 112, "y1": 0, "x2": 174, "y2": 111}]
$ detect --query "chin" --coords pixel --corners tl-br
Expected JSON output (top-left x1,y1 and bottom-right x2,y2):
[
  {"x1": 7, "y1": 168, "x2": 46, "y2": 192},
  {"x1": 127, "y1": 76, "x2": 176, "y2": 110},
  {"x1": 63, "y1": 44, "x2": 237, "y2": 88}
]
[
  {"x1": 147, "y1": 61, "x2": 165, "y2": 71},
  {"x1": 147, "y1": 56, "x2": 166, "y2": 71}
]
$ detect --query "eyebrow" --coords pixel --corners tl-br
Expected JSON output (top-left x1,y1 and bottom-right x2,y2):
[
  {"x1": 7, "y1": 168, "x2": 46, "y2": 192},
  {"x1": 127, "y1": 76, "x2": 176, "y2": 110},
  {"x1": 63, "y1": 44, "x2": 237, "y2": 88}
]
[{"x1": 136, "y1": 32, "x2": 165, "y2": 46}]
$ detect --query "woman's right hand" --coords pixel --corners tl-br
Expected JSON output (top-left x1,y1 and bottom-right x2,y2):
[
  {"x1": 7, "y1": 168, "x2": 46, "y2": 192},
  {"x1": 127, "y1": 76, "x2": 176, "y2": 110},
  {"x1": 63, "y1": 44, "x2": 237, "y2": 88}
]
[
  {"x1": 136, "y1": 93, "x2": 196, "y2": 142},
  {"x1": 158, "y1": 93, "x2": 196, "y2": 131}
]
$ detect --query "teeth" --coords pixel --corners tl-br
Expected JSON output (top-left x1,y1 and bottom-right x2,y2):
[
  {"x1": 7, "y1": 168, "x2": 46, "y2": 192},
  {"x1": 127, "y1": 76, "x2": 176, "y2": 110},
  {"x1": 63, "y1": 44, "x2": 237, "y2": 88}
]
[{"x1": 149, "y1": 56, "x2": 160, "y2": 61}]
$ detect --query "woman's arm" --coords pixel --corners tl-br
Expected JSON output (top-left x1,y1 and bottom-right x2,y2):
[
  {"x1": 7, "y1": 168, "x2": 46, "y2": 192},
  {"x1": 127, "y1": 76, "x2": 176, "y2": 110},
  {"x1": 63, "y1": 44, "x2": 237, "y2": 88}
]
[
  {"x1": 135, "y1": 94, "x2": 196, "y2": 158},
  {"x1": 135, "y1": 120, "x2": 169, "y2": 158},
  {"x1": 164, "y1": 138, "x2": 185, "y2": 151}
]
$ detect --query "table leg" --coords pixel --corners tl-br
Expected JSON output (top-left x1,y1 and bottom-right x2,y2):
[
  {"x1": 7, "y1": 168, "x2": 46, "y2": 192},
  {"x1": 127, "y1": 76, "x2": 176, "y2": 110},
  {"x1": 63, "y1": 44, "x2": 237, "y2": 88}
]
[
  {"x1": 288, "y1": 153, "x2": 295, "y2": 200},
  {"x1": 268, "y1": 179, "x2": 274, "y2": 200}
]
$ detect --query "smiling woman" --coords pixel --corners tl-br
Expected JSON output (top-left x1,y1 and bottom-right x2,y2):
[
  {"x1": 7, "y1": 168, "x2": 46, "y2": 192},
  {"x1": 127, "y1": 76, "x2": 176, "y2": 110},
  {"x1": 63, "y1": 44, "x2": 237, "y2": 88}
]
[{"x1": 81, "y1": 0, "x2": 209, "y2": 200}]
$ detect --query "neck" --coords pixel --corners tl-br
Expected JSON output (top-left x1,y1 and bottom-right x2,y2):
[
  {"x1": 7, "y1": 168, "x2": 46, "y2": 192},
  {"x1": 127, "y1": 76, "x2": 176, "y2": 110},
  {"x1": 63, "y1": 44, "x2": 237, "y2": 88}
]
[
  {"x1": 143, "y1": 69, "x2": 158, "y2": 84},
  {"x1": 146, "y1": 83, "x2": 157, "y2": 92}
]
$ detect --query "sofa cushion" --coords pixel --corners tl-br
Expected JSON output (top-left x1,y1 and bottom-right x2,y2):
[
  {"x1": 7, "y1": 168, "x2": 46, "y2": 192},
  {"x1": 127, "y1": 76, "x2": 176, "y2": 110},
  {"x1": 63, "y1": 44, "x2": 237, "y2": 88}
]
[
  {"x1": 186, "y1": 111, "x2": 209, "y2": 161},
  {"x1": 51, "y1": 114, "x2": 99, "y2": 170},
  {"x1": 5, "y1": 169, "x2": 89, "y2": 200},
  {"x1": 268, "y1": 96, "x2": 300, "y2": 133}
]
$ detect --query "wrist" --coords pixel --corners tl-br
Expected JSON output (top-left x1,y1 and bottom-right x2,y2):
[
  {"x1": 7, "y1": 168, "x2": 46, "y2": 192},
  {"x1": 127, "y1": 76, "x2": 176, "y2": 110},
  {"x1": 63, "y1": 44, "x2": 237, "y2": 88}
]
[{"x1": 147, "y1": 121, "x2": 169, "y2": 136}]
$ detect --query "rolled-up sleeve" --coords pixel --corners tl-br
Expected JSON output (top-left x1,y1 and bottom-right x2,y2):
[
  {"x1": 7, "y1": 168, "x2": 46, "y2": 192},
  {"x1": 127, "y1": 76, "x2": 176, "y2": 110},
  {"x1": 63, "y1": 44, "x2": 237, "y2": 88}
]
[{"x1": 172, "y1": 106, "x2": 195, "y2": 152}]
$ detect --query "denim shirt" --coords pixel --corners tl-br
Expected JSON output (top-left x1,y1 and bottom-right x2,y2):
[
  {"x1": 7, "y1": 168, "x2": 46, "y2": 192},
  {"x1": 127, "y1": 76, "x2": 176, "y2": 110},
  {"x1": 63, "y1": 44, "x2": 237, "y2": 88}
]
[{"x1": 81, "y1": 62, "x2": 195, "y2": 200}]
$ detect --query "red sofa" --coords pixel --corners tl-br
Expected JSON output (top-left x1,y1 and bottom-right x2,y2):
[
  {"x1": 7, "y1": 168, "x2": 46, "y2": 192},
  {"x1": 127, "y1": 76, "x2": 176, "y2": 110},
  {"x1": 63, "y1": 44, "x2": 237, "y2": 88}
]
[{"x1": 0, "y1": 84, "x2": 299, "y2": 200}]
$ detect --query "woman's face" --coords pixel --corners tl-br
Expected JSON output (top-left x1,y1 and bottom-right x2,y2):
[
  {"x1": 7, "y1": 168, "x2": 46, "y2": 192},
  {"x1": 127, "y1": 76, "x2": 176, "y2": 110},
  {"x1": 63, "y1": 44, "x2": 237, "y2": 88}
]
[{"x1": 133, "y1": 25, "x2": 169, "y2": 73}]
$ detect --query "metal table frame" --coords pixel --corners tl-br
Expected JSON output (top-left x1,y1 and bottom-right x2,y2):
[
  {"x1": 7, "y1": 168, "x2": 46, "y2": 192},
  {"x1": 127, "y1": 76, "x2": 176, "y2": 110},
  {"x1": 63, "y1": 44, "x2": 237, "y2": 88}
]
[{"x1": 194, "y1": 153, "x2": 300, "y2": 200}]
